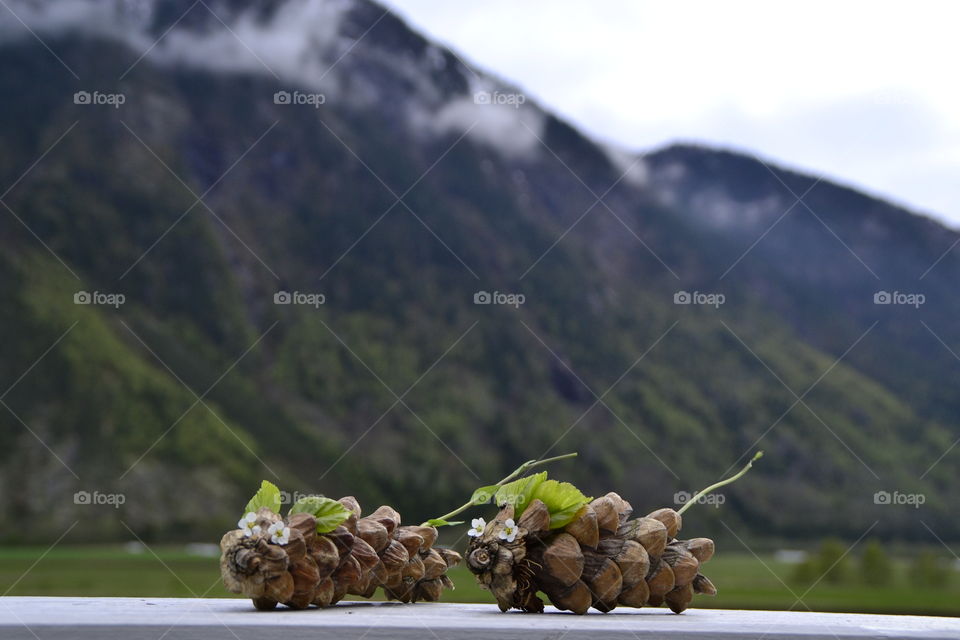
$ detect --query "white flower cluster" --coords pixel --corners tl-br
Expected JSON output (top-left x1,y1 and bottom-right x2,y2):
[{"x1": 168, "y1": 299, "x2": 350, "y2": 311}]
[
  {"x1": 237, "y1": 512, "x2": 291, "y2": 545},
  {"x1": 466, "y1": 516, "x2": 517, "y2": 543}
]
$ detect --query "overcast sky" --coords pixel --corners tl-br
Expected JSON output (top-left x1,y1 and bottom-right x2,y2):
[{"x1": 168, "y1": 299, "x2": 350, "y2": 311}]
[{"x1": 384, "y1": 0, "x2": 960, "y2": 227}]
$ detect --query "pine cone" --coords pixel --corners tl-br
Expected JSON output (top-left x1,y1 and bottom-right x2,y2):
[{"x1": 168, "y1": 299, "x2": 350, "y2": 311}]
[
  {"x1": 220, "y1": 497, "x2": 461, "y2": 609},
  {"x1": 466, "y1": 494, "x2": 716, "y2": 614}
]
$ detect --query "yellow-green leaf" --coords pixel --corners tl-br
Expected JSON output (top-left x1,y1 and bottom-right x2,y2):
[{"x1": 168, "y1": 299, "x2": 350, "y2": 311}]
[
  {"x1": 495, "y1": 472, "x2": 547, "y2": 517},
  {"x1": 243, "y1": 480, "x2": 282, "y2": 517},
  {"x1": 289, "y1": 496, "x2": 351, "y2": 533},
  {"x1": 531, "y1": 479, "x2": 591, "y2": 528}
]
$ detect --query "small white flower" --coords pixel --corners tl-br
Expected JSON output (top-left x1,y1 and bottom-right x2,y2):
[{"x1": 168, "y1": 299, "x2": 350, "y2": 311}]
[
  {"x1": 268, "y1": 521, "x2": 291, "y2": 545},
  {"x1": 238, "y1": 512, "x2": 262, "y2": 537},
  {"x1": 467, "y1": 517, "x2": 486, "y2": 538},
  {"x1": 498, "y1": 518, "x2": 518, "y2": 543}
]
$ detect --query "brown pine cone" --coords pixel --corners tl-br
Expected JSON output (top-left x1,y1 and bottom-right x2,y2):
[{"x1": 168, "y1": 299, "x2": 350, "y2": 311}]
[
  {"x1": 466, "y1": 494, "x2": 716, "y2": 614},
  {"x1": 220, "y1": 497, "x2": 461, "y2": 609}
]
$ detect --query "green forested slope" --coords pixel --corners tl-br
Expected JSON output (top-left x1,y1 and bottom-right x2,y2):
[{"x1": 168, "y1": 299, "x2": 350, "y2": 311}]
[{"x1": 0, "y1": 3, "x2": 956, "y2": 544}]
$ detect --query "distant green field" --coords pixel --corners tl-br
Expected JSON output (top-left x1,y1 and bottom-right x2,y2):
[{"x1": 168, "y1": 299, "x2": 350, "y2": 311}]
[{"x1": 1, "y1": 546, "x2": 957, "y2": 616}]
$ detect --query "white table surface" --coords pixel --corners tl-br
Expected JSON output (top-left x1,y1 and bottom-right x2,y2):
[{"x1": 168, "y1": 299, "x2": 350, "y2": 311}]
[{"x1": 2, "y1": 597, "x2": 959, "y2": 639}]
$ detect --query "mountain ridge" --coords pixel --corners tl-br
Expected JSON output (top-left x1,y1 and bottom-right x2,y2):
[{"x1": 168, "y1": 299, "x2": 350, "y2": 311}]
[{"x1": 646, "y1": 140, "x2": 958, "y2": 232}]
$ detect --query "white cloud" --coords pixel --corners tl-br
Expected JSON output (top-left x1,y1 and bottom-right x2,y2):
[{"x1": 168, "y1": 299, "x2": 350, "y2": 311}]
[
  {"x1": 1, "y1": 0, "x2": 351, "y2": 95},
  {"x1": 1, "y1": 0, "x2": 544, "y2": 157},
  {"x1": 156, "y1": 0, "x2": 348, "y2": 87},
  {"x1": 384, "y1": 0, "x2": 960, "y2": 225},
  {"x1": 424, "y1": 75, "x2": 544, "y2": 157},
  {"x1": 603, "y1": 146, "x2": 648, "y2": 188},
  {"x1": 430, "y1": 96, "x2": 542, "y2": 157}
]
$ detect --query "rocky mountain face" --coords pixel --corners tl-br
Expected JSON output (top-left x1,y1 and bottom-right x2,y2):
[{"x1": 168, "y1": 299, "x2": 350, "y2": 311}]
[{"x1": 0, "y1": 0, "x2": 956, "y2": 543}]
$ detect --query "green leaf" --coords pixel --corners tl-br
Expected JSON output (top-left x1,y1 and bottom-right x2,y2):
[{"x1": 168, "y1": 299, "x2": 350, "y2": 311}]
[
  {"x1": 553, "y1": 503, "x2": 591, "y2": 529},
  {"x1": 495, "y1": 471, "x2": 547, "y2": 517},
  {"x1": 243, "y1": 480, "x2": 282, "y2": 516},
  {"x1": 423, "y1": 518, "x2": 464, "y2": 528},
  {"x1": 530, "y1": 479, "x2": 591, "y2": 529},
  {"x1": 469, "y1": 485, "x2": 498, "y2": 505},
  {"x1": 288, "y1": 496, "x2": 352, "y2": 533}
]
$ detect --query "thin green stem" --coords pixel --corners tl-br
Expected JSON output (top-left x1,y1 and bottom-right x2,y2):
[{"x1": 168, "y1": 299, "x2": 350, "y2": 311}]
[
  {"x1": 425, "y1": 453, "x2": 578, "y2": 525},
  {"x1": 676, "y1": 451, "x2": 763, "y2": 516},
  {"x1": 495, "y1": 453, "x2": 579, "y2": 486}
]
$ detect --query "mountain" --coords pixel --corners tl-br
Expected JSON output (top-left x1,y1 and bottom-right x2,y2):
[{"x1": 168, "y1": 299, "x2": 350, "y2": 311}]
[
  {"x1": 0, "y1": 0, "x2": 956, "y2": 544},
  {"x1": 646, "y1": 144, "x2": 960, "y2": 425}
]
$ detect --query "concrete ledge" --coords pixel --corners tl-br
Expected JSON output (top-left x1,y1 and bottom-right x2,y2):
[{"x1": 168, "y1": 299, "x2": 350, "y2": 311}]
[{"x1": 1, "y1": 597, "x2": 959, "y2": 639}]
